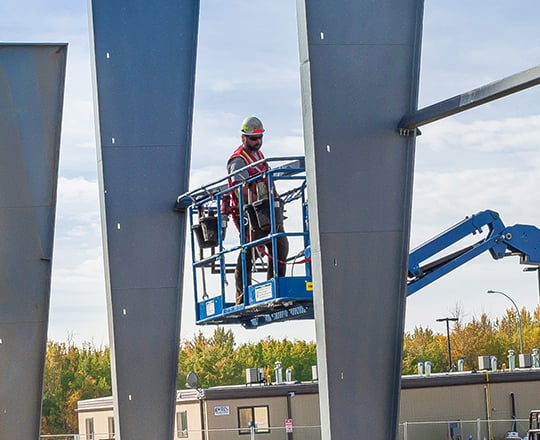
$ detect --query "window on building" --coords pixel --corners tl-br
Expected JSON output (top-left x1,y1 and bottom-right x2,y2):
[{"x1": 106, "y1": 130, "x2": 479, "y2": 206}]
[
  {"x1": 107, "y1": 416, "x2": 115, "y2": 439},
  {"x1": 85, "y1": 417, "x2": 95, "y2": 440},
  {"x1": 238, "y1": 406, "x2": 270, "y2": 434},
  {"x1": 176, "y1": 410, "x2": 188, "y2": 438}
]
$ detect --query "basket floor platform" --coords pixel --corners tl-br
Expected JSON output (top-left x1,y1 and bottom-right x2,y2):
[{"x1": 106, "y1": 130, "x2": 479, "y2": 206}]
[{"x1": 196, "y1": 276, "x2": 313, "y2": 329}]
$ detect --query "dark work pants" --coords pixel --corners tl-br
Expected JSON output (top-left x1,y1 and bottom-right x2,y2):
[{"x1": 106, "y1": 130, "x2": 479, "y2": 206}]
[{"x1": 235, "y1": 224, "x2": 289, "y2": 305}]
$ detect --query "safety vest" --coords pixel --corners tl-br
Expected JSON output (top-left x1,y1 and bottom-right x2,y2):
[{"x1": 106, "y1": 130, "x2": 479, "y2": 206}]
[{"x1": 226, "y1": 145, "x2": 269, "y2": 220}]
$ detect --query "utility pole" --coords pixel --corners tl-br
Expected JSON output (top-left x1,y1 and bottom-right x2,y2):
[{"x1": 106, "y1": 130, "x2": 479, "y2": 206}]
[{"x1": 437, "y1": 317, "x2": 458, "y2": 371}]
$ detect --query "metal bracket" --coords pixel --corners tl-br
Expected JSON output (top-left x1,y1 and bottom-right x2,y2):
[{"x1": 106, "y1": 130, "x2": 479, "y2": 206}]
[{"x1": 398, "y1": 127, "x2": 422, "y2": 137}]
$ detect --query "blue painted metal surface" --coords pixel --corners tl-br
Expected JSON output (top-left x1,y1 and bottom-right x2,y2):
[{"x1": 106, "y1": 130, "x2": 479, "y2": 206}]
[
  {"x1": 89, "y1": 2, "x2": 199, "y2": 439},
  {"x1": 296, "y1": 1, "x2": 424, "y2": 438},
  {"x1": 0, "y1": 43, "x2": 66, "y2": 440},
  {"x1": 407, "y1": 210, "x2": 540, "y2": 295}
]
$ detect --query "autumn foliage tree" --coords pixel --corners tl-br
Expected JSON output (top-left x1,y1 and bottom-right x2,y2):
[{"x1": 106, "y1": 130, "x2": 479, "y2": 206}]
[
  {"x1": 177, "y1": 327, "x2": 317, "y2": 388},
  {"x1": 403, "y1": 306, "x2": 540, "y2": 374},
  {"x1": 41, "y1": 341, "x2": 111, "y2": 434},
  {"x1": 177, "y1": 327, "x2": 242, "y2": 388}
]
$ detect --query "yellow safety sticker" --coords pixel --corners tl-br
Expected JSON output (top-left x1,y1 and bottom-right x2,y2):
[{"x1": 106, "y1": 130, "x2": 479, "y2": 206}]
[{"x1": 306, "y1": 281, "x2": 313, "y2": 291}]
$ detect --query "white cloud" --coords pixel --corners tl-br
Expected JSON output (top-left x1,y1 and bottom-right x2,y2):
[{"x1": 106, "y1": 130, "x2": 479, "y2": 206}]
[
  {"x1": 421, "y1": 116, "x2": 540, "y2": 154},
  {"x1": 55, "y1": 177, "x2": 100, "y2": 233},
  {"x1": 209, "y1": 79, "x2": 236, "y2": 92},
  {"x1": 408, "y1": 112, "x2": 540, "y2": 333},
  {"x1": 48, "y1": 176, "x2": 106, "y2": 345},
  {"x1": 3, "y1": 0, "x2": 540, "y2": 346}
]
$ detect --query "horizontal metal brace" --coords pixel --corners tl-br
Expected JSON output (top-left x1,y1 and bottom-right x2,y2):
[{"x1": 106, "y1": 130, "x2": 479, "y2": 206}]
[{"x1": 399, "y1": 65, "x2": 540, "y2": 130}]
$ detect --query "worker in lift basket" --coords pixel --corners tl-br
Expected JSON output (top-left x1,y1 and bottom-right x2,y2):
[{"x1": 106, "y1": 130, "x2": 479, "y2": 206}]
[{"x1": 226, "y1": 116, "x2": 289, "y2": 305}]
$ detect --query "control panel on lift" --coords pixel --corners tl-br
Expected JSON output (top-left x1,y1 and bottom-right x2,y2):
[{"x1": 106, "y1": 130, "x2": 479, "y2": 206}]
[{"x1": 176, "y1": 156, "x2": 312, "y2": 329}]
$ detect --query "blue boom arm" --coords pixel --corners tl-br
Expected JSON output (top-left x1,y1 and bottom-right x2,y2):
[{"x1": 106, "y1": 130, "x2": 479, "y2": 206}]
[{"x1": 407, "y1": 210, "x2": 540, "y2": 296}]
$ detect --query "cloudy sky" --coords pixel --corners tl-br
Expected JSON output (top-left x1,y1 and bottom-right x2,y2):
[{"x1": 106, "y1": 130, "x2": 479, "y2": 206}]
[{"x1": 2, "y1": 1, "x2": 540, "y2": 346}]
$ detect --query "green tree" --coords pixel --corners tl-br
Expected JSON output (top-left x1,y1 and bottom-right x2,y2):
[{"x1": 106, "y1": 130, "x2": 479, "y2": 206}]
[
  {"x1": 41, "y1": 341, "x2": 111, "y2": 434},
  {"x1": 453, "y1": 313, "x2": 513, "y2": 370},
  {"x1": 177, "y1": 328, "x2": 241, "y2": 388},
  {"x1": 403, "y1": 307, "x2": 540, "y2": 373},
  {"x1": 177, "y1": 328, "x2": 317, "y2": 388},
  {"x1": 402, "y1": 326, "x2": 446, "y2": 374},
  {"x1": 232, "y1": 337, "x2": 317, "y2": 383}
]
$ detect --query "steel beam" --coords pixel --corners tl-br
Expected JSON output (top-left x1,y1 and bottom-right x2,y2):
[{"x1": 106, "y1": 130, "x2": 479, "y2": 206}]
[
  {"x1": 89, "y1": 2, "x2": 199, "y2": 439},
  {"x1": 0, "y1": 43, "x2": 66, "y2": 439},
  {"x1": 297, "y1": 1, "x2": 424, "y2": 439},
  {"x1": 399, "y1": 65, "x2": 540, "y2": 129}
]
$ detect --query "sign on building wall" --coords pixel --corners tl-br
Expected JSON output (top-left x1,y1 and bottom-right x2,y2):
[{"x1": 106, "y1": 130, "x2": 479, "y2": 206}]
[{"x1": 214, "y1": 406, "x2": 230, "y2": 416}]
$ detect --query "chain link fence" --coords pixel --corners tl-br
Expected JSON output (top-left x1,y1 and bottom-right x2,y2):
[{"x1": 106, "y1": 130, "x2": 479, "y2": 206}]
[
  {"x1": 40, "y1": 436, "x2": 81, "y2": 440},
  {"x1": 41, "y1": 418, "x2": 531, "y2": 440},
  {"x1": 400, "y1": 418, "x2": 529, "y2": 440}
]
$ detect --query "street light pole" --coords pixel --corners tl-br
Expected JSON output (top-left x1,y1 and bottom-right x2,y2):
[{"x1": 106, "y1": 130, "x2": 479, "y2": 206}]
[
  {"x1": 436, "y1": 317, "x2": 458, "y2": 371},
  {"x1": 487, "y1": 289, "x2": 523, "y2": 354}
]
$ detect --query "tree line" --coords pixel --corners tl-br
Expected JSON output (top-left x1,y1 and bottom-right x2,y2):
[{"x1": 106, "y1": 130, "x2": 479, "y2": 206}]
[
  {"x1": 177, "y1": 327, "x2": 317, "y2": 389},
  {"x1": 40, "y1": 328, "x2": 317, "y2": 434},
  {"x1": 42, "y1": 340, "x2": 112, "y2": 434},
  {"x1": 41, "y1": 307, "x2": 540, "y2": 434},
  {"x1": 402, "y1": 306, "x2": 540, "y2": 374}
]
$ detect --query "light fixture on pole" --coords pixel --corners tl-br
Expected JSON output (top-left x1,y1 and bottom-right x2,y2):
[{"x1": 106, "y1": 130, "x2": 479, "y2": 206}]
[
  {"x1": 487, "y1": 290, "x2": 523, "y2": 354},
  {"x1": 436, "y1": 317, "x2": 458, "y2": 371}
]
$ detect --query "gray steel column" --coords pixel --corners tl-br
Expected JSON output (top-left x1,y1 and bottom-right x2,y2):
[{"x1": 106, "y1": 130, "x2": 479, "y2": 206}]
[
  {"x1": 297, "y1": 2, "x2": 423, "y2": 439},
  {"x1": 0, "y1": 44, "x2": 66, "y2": 439},
  {"x1": 89, "y1": 2, "x2": 199, "y2": 439}
]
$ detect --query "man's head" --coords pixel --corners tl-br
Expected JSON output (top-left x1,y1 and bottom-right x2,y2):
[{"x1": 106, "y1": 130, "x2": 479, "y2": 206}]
[{"x1": 240, "y1": 116, "x2": 264, "y2": 152}]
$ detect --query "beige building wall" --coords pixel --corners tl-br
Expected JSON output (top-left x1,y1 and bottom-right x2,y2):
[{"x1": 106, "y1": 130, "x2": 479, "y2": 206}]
[
  {"x1": 205, "y1": 396, "x2": 288, "y2": 439},
  {"x1": 399, "y1": 376, "x2": 539, "y2": 439},
  {"x1": 77, "y1": 371, "x2": 540, "y2": 440},
  {"x1": 289, "y1": 393, "x2": 321, "y2": 440},
  {"x1": 78, "y1": 410, "x2": 114, "y2": 439},
  {"x1": 175, "y1": 401, "x2": 203, "y2": 439},
  {"x1": 77, "y1": 397, "x2": 114, "y2": 439}
]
